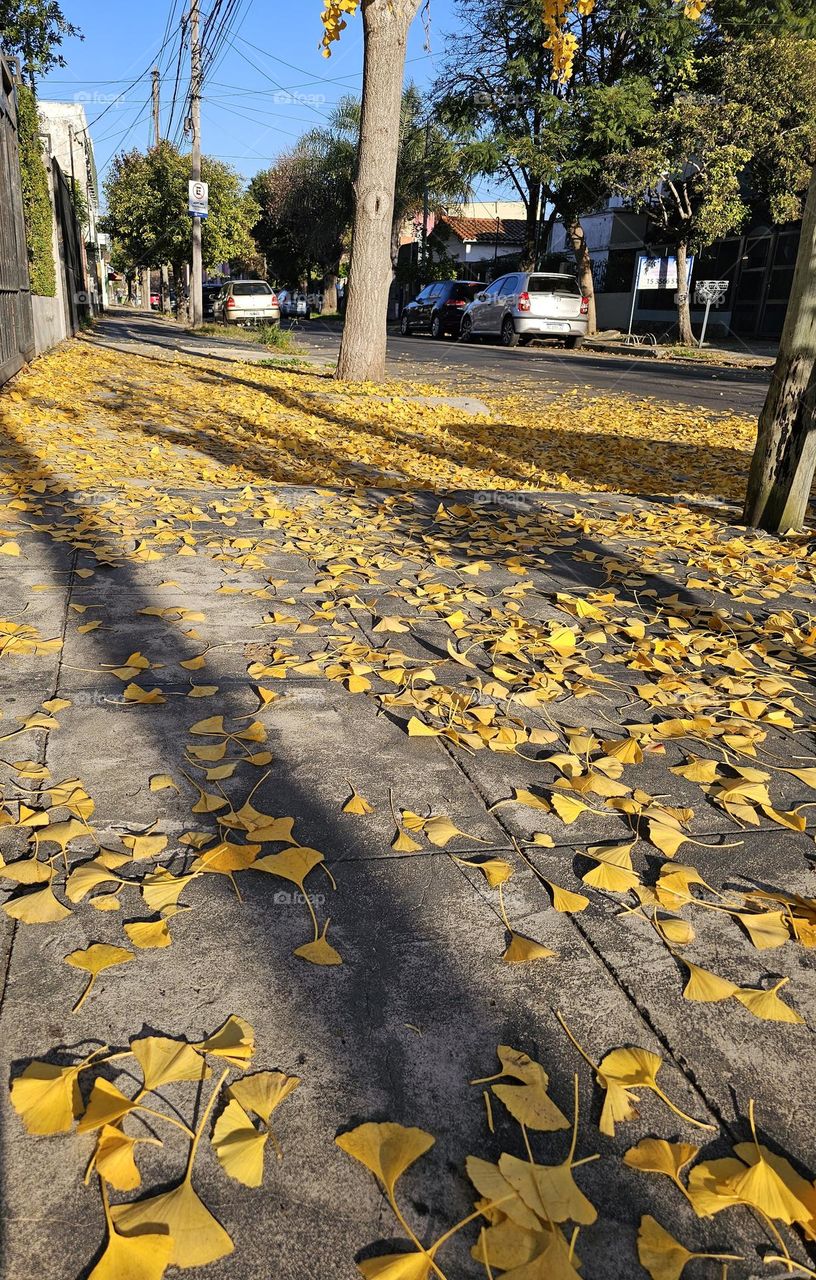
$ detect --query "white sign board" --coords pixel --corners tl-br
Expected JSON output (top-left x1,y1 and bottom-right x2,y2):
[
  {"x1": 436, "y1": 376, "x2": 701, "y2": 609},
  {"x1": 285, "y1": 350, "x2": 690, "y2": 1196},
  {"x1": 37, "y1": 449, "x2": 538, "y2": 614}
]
[
  {"x1": 636, "y1": 254, "x2": 694, "y2": 290},
  {"x1": 188, "y1": 180, "x2": 209, "y2": 219}
]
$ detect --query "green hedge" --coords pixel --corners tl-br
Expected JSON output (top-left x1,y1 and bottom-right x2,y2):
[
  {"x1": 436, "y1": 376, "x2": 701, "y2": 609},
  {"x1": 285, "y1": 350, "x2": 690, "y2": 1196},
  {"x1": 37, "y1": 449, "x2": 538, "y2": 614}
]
[{"x1": 16, "y1": 83, "x2": 56, "y2": 297}]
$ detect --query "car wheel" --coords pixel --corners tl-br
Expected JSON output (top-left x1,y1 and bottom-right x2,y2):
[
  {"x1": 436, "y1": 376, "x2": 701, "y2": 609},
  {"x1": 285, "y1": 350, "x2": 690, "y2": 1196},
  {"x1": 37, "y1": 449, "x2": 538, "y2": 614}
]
[
  {"x1": 501, "y1": 316, "x2": 520, "y2": 347},
  {"x1": 565, "y1": 336, "x2": 584, "y2": 349},
  {"x1": 460, "y1": 314, "x2": 473, "y2": 342},
  {"x1": 400, "y1": 313, "x2": 412, "y2": 336},
  {"x1": 431, "y1": 313, "x2": 445, "y2": 340}
]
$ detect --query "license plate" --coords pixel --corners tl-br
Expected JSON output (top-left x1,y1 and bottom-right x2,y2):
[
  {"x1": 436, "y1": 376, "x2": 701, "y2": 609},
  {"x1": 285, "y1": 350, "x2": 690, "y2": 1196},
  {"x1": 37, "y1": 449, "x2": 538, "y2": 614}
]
[{"x1": 543, "y1": 321, "x2": 569, "y2": 331}]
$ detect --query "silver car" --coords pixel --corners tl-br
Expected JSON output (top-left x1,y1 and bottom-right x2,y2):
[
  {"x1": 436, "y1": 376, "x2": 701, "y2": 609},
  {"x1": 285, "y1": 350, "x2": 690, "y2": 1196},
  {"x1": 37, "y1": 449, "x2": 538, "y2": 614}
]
[
  {"x1": 460, "y1": 271, "x2": 588, "y2": 348},
  {"x1": 214, "y1": 280, "x2": 281, "y2": 327}
]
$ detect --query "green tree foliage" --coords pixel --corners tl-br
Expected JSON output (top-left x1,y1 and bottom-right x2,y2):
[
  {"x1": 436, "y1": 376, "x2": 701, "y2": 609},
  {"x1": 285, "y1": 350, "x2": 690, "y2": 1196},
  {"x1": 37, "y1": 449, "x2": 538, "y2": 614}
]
[
  {"x1": 250, "y1": 86, "x2": 474, "y2": 299},
  {"x1": 0, "y1": 0, "x2": 82, "y2": 90},
  {"x1": 15, "y1": 81, "x2": 55, "y2": 296},
  {"x1": 102, "y1": 142, "x2": 257, "y2": 282}
]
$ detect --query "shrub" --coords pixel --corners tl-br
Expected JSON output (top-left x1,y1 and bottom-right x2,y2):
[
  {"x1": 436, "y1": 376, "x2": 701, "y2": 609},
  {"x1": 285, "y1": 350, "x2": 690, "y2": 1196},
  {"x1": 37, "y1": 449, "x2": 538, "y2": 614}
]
[{"x1": 16, "y1": 83, "x2": 56, "y2": 297}]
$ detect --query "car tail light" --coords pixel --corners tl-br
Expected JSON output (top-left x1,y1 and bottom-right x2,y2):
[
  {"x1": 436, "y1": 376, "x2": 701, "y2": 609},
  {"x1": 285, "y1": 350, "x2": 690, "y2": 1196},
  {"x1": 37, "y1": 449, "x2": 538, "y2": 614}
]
[
  {"x1": 270, "y1": 293, "x2": 278, "y2": 305},
  {"x1": 518, "y1": 291, "x2": 531, "y2": 313},
  {"x1": 226, "y1": 296, "x2": 236, "y2": 309},
  {"x1": 449, "y1": 298, "x2": 466, "y2": 307},
  {"x1": 580, "y1": 296, "x2": 589, "y2": 314}
]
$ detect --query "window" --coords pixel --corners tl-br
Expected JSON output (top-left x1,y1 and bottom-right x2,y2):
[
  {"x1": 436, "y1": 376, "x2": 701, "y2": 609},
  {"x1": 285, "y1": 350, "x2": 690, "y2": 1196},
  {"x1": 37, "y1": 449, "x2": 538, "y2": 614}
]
[
  {"x1": 501, "y1": 275, "x2": 521, "y2": 295},
  {"x1": 415, "y1": 286, "x2": 434, "y2": 302},
  {"x1": 231, "y1": 282, "x2": 272, "y2": 296},
  {"x1": 484, "y1": 278, "x2": 505, "y2": 296},
  {"x1": 451, "y1": 283, "x2": 480, "y2": 302},
  {"x1": 528, "y1": 274, "x2": 581, "y2": 296}
]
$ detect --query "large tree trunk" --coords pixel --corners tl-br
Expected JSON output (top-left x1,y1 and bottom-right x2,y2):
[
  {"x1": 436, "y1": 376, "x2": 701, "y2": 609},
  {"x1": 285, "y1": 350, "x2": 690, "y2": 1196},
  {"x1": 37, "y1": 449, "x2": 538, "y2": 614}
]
[
  {"x1": 566, "y1": 218, "x2": 596, "y2": 335},
  {"x1": 141, "y1": 266, "x2": 151, "y2": 312},
  {"x1": 321, "y1": 272, "x2": 339, "y2": 315},
  {"x1": 336, "y1": 0, "x2": 421, "y2": 382},
  {"x1": 743, "y1": 165, "x2": 816, "y2": 532},
  {"x1": 675, "y1": 240, "x2": 694, "y2": 346}
]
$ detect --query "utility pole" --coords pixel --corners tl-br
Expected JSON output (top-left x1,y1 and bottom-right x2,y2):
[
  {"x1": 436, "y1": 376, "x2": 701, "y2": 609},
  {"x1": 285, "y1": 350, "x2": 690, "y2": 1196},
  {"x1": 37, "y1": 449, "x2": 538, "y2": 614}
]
[
  {"x1": 189, "y1": 0, "x2": 203, "y2": 327},
  {"x1": 152, "y1": 67, "x2": 161, "y2": 146}
]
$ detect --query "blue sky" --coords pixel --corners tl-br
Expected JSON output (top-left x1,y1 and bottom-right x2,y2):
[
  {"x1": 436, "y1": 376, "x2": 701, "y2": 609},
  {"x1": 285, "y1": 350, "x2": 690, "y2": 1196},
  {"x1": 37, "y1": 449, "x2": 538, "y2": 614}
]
[{"x1": 36, "y1": 0, "x2": 502, "y2": 201}]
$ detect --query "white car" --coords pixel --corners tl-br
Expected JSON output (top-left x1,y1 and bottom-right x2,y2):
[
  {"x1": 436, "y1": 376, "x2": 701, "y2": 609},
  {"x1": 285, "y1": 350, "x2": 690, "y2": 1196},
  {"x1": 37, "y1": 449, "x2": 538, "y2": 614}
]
[
  {"x1": 278, "y1": 289, "x2": 308, "y2": 318},
  {"x1": 461, "y1": 271, "x2": 588, "y2": 348},
  {"x1": 214, "y1": 280, "x2": 280, "y2": 326}
]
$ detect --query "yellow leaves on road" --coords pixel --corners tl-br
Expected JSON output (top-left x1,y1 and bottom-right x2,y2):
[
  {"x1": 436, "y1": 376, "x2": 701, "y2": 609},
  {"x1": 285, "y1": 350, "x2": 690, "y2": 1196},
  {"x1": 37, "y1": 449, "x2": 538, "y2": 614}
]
[{"x1": 11, "y1": 1019, "x2": 298, "y2": 1274}]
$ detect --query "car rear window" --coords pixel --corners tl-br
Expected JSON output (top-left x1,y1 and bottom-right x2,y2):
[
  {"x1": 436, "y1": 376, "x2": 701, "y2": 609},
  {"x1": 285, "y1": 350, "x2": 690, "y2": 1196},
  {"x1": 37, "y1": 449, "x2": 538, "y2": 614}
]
[
  {"x1": 528, "y1": 275, "x2": 581, "y2": 296},
  {"x1": 451, "y1": 283, "x2": 480, "y2": 302},
  {"x1": 231, "y1": 282, "x2": 272, "y2": 296}
]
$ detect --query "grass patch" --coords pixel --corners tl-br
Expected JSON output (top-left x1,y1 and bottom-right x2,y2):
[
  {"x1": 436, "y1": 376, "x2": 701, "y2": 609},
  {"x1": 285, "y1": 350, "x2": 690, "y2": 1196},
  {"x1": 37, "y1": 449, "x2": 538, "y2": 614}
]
[{"x1": 195, "y1": 322, "x2": 296, "y2": 352}]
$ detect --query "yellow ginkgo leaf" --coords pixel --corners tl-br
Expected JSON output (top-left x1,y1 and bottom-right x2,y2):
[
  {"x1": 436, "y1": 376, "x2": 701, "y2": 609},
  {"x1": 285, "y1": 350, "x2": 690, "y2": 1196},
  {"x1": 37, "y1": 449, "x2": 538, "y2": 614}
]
[
  {"x1": 357, "y1": 1254, "x2": 433, "y2": 1280},
  {"x1": 682, "y1": 961, "x2": 738, "y2": 1003},
  {"x1": 502, "y1": 932, "x2": 557, "y2": 964},
  {"x1": 196, "y1": 1015, "x2": 255, "y2": 1065},
  {"x1": 124, "y1": 919, "x2": 172, "y2": 949},
  {"x1": 123, "y1": 683, "x2": 166, "y2": 705},
  {"x1": 149, "y1": 775, "x2": 178, "y2": 792},
  {"x1": 122, "y1": 833, "x2": 168, "y2": 861},
  {"x1": 66, "y1": 860, "x2": 122, "y2": 903},
  {"x1": 228, "y1": 1070, "x2": 300, "y2": 1123},
  {"x1": 485, "y1": 1056, "x2": 569, "y2": 1135},
  {"x1": 130, "y1": 1036, "x2": 210, "y2": 1092},
  {"x1": 0, "y1": 857, "x2": 52, "y2": 885},
  {"x1": 655, "y1": 915, "x2": 694, "y2": 946},
  {"x1": 211, "y1": 1098, "x2": 268, "y2": 1187},
  {"x1": 10, "y1": 1060, "x2": 83, "y2": 1133},
  {"x1": 687, "y1": 1158, "x2": 747, "y2": 1216},
  {"x1": 735, "y1": 910, "x2": 791, "y2": 950},
  {"x1": 3, "y1": 884, "x2": 71, "y2": 924},
  {"x1": 465, "y1": 1156, "x2": 543, "y2": 1231},
  {"x1": 499, "y1": 1150, "x2": 597, "y2": 1225},
  {"x1": 94, "y1": 1124, "x2": 158, "y2": 1192},
  {"x1": 141, "y1": 869, "x2": 195, "y2": 913},
  {"x1": 112, "y1": 1178, "x2": 233, "y2": 1268},
  {"x1": 294, "y1": 920, "x2": 342, "y2": 966},
  {"x1": 64, "y1": 944, "x2": 134, "y2": 1011},
  {"x1": 598, "y1": 1047, "x2": 714, "y2": 1135},
  {"x1": 77, "y1": 1078, "x2": 138, "y2": 1133},
  {"x1": 733, "y1": 978, "x2": 804, "y2": 1024},
  {"x1": 637, "y1": 1216, "x2": 739, "y2": 1280},
  {"x1": 253, "y1": 846, "x2": 323, "y2": 888},
  {"x1": 544, "y1": 880, "x2": 589, "y2": 913},
  {"x1": 732, "y1": 1141, "x2": 816, "y2": 1230},
  {"x1": 343, "y1": 785, "x2": 374, "y2": 815},
  {"x1": 391, "y1": 827, "x2": 423, "y2": 853},
  {"x1": 624, "y1": 1138, "x2": 700, "y2": 1193},
  {"x1": 89, "y1": 1221, "x2": 173, "y2": 1280},
  {"x1": 455, "y1": 855, "x2": 514, "y2": 887},
  {"x1": 336, "y1": 1122, "x2": 435, "y2": 1197}
]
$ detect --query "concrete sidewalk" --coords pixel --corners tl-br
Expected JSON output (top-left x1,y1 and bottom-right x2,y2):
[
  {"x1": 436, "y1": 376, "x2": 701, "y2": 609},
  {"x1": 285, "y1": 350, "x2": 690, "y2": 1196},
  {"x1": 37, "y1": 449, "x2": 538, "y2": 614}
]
[{"x1": 0, "y1": 311, "x2": 814, "y2": 1280}]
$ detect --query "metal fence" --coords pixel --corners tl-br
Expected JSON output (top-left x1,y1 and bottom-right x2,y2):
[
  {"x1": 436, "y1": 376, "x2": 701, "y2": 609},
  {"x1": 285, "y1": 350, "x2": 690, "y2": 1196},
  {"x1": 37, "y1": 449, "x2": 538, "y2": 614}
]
[{"x1": 0, "y1": 56, "x2": 35, "y2": 387}]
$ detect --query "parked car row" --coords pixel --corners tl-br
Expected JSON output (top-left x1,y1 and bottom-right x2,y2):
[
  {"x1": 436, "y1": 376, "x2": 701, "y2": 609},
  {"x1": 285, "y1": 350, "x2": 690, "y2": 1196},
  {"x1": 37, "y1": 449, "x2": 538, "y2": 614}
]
[{"x1": 400, "y1": 272, "x2": 589, "y2": 348}]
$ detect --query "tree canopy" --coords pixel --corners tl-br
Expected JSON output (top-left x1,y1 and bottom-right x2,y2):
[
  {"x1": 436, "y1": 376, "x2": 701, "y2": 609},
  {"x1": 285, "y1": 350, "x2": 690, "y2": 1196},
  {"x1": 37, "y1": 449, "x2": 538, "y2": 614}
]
[{"x1": 0, "y1": 0, "x2": 82, "y2": 89}]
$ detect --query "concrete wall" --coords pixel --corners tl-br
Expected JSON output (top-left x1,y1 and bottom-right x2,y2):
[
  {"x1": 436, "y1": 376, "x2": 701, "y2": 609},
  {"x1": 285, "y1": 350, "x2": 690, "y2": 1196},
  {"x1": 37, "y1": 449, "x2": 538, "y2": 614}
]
[
  {"x1": 596, "y1": 292, "x2": 635, "y2": 331},
  {"x1": 31, "y1": 147, "x2": 71, "y2": 356}
]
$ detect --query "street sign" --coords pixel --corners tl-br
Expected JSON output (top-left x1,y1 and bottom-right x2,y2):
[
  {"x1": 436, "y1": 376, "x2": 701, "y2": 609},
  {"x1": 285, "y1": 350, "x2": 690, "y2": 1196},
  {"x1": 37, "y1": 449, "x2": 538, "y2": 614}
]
[
  {"x1": 694, "y1": 279, "x2": 729, "y2": 348},
  {"x1": 188, "y1": 180, "x2": 209, "y2": 219},
  {"x1": 627, "y1": 253, "x2": 695, "y2": 335},
  {"x1": 636, "y1": 253, "x2": 694, "y2": 291}
]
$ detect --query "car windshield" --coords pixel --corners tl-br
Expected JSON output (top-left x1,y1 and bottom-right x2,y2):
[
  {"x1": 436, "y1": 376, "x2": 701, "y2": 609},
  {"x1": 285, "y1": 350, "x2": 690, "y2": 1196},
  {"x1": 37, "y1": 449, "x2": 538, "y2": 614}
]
[
  {"x1": 528, "y1": 274, "x2": 581, "y2": 296},
  {"x1": 231, "y1": 282, "x2": 272, "y2": 296},
  {"x1": 451, "y1": 284, "x2": 480, "y2": 301}
]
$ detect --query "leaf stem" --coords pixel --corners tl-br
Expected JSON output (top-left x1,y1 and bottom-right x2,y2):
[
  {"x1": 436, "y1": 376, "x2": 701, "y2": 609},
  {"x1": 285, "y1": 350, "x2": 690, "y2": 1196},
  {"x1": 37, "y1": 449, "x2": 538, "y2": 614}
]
[{"x1": 185, "y1": 1067, "x2": 229, "y2": 1183}]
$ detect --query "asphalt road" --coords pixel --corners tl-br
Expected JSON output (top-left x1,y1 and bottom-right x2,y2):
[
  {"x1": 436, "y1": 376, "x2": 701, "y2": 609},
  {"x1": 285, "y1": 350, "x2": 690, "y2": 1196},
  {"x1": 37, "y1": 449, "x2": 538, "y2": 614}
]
[{"x1": 293, "y1": 321, "x2": 771, "y2": 414}]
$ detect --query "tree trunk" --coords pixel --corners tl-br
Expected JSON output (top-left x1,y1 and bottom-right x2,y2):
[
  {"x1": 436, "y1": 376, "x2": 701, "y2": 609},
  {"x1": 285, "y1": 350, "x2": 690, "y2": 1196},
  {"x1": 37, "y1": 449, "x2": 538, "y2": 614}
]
[
  {"x1": 566, "y1": 219, "x2": 596, "y2": 335},
  {"x1": 521, "y1": 181, "x2": 541, "y2": 272},
  {"x1": 141, "y1": 266, "x2": 151, "y2": 312},
  {"x1": 675, "y1": 240, "x2": 694, "y2": 345},
  {"x1": 321, "y1": 272, "x2": 339, "y2": 315},
  {"x1": 743, "y1": 165, "x2": 816, "y2": 532},
  {"x1": 336, "y1": 0, "x2": 421, "y2": 382}
]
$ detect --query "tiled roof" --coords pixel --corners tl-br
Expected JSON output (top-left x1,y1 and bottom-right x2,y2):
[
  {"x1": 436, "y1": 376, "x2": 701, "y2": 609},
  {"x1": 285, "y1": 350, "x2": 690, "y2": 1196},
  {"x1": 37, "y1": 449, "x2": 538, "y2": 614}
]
[{"x1": 438, "y1": 216, "x2": 528, "y2": 245}]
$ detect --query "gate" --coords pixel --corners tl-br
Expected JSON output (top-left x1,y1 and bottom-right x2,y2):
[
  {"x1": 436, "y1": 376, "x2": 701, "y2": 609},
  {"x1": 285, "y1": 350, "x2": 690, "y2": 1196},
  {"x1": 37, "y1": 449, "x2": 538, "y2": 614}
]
[
  {"x1": 0, "y1": 56, "x2": 35, "y2": 386},
  {"x1": 53, "y1": 158, "x2": 88, "y2": 331}
]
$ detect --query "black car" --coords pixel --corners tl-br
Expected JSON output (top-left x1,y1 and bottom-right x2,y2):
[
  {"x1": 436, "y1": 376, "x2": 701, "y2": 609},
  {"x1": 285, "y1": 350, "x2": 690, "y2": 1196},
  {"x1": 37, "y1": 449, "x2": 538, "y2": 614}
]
[
  {"x1": 202, "y1": 283, "x2": 223, "y2": 319},
  {"x1": 400, "y1": 280, "x2": 482, "y2": 339}
]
